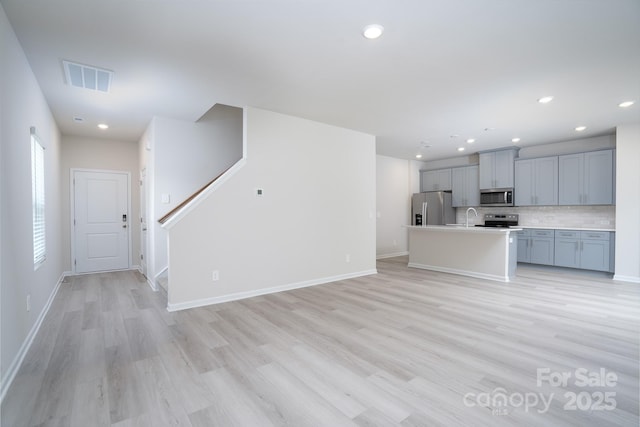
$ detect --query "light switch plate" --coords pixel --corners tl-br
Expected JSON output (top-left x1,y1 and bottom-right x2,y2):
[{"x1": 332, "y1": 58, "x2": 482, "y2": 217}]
[{"x1": 161, "y1": 194, "x2": 170, "y2": 204}]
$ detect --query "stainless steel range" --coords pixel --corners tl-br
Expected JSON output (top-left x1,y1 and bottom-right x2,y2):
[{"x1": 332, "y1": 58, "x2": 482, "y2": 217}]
[{"x1": 476, "y1": 213, "x2": 519, "y2": 228}]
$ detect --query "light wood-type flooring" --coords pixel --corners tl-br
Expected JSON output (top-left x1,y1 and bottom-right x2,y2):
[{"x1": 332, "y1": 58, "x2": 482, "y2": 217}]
[{"x1": 2, "y1": 257, "x2": 639, "y2": 426}]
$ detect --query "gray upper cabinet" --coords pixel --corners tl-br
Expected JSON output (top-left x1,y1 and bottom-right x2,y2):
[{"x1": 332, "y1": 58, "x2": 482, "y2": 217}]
[
  {"x1": 479, "y1": 149, "x2": 517, "y2": 189},
  {"x1": 515, "y1": 156, "x2": 558, "y2": 206},
  {"x1": 451, "y1": 165, "x2": 479, "y2": 207},
  {"x1": 421, "y1": 168, "x2": 452, "y2": 192},
  {"x1": 558, "y1": 150, "x2": 614, "y2": 205}
]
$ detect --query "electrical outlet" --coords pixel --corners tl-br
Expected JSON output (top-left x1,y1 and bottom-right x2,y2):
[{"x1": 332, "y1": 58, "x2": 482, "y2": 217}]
[
  {"x1": 345, "y1": 254, "x2": 351, "y2": 263},
  {"x1": 212, "y1": 270, "x2": 219, "y2": 281},
  {"x1": 27, "y1": 294, "x2": 31, "y2": 312},
  {"x1": 393, "y1": 239, "x2": 397, "y2": 246}
]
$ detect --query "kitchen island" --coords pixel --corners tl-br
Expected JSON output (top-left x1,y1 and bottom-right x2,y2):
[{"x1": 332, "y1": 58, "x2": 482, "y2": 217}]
[{"x1": 406, "y1": 225, "x2": 520, "y2": 282}]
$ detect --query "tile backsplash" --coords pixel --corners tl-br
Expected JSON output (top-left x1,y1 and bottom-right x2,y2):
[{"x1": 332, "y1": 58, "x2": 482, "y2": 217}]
[{"x1": 456, "y1": 205, "x2": 615, "y2": 229}]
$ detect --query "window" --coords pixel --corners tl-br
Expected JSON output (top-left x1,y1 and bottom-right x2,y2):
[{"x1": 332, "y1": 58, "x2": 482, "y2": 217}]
[{"x1": 31, "y1": 128, "x2": 46, "y2": 268}]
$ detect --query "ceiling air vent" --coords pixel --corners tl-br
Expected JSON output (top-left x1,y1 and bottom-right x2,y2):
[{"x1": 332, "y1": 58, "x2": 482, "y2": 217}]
[{"x1": 63, "y1": 60, "x2": 113, "y2": 93}]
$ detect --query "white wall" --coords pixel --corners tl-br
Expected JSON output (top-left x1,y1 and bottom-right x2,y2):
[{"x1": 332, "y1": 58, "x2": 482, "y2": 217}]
[
  {"x1": 614, "y1": 124, "x2": 640, "y2": 282},
  {"x1": 517, "y1": 134, "x2": 615, "y2": 158},
  {"x1": 145, "y1": 104, "x2": 243, "y2": 283},
  {"x1": 1, "y1": 5, "x2": 63, "y2": 398},
  {"x1": 376, "y1": 155, "x2": 410, "y2": 258},
  {"x1": 60, "y1": 136, "x2": 140, "y2": 271},
  {"x1": 166, "y1": 107, "x2": 377, "y2": 309}
]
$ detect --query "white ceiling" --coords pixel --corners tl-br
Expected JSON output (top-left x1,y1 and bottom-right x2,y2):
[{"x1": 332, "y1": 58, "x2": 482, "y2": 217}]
[{"x1": 2, "y1": 0, "x2": 639, "y2": 160}]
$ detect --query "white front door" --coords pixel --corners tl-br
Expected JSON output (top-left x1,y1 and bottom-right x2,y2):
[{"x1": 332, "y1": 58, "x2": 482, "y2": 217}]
[{"x1": 73, "y1": 170, "x2": 130, "y2": 273}]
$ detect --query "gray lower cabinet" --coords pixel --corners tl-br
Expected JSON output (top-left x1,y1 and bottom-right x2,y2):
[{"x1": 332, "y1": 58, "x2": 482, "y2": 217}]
[
  {"x1": 516, "y1": 229, "x2": 554, "y2": 265},
  {"x1": 554, "y1": 231, "x2": 581, "y2": 268},
  {"x1": 554, "y1": 230, "x2": 611, "y2": 272},
  {"x1": 519, "y1": 228, "x2": 613, "y2": 272},
  {"x1": 517, "y1": 230, "x2": 530, "y2": 263}
]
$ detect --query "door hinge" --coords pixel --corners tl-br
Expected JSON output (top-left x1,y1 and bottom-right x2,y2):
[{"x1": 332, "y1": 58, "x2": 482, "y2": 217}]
[
  {"x1": 73, "y1": 219, "x2": 76, "y2": 226},
  {"x1": 140, "y1": 254, "x2": 144, "y2": 260},
  {"x1": 74, "y1": 259, "x2": 76, "y2": 266}
]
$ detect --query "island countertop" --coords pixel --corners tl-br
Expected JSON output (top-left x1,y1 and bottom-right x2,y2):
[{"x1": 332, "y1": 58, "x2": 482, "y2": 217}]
[{"x1": 405, "y1": 225, "x2": 522, "y2": 234}]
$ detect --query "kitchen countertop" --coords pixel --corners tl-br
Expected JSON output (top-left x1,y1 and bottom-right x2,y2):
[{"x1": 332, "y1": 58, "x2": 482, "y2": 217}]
[
  {"x1": 406, "y1": 225, "x2": 521, "y2": 234},
  {"x1": 517, "y1": 226, "x2": 615, "y2": 232}
]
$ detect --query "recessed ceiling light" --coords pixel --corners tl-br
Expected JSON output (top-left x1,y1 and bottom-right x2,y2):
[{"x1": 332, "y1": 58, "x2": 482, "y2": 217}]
[
  {"x1": 466, "y1": 138, "x2": 475, "y2": 143},
  {"x1": 457, "y1": 147, "x2": 465, "y2": 152},
  {"x1": 362, "y1": 24, "x2": 384, "y2": 39},
  {"x1": 416, "y1": 154, "x2": 423, "y2": 159},
  {"x1": 512, "y1": 137, "x2": 521, "y2": 143},
  {"x1": 538, "y1": 96, "x2": 554, "y2": 104},
  {"x1": 619, "y1": 101, "x2": 635, "y2": 108},
  {"x1": 575, "y1": 126, "x2": 586, "y2": 132},
  {"x1": 98, "y1": 123, "x2": 109, "y2": 130}
]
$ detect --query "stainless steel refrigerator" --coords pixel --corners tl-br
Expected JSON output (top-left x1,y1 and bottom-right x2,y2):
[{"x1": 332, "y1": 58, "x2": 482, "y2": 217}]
[{"x1": 411, "y1": 191, "x2": 456, "y2": 226}]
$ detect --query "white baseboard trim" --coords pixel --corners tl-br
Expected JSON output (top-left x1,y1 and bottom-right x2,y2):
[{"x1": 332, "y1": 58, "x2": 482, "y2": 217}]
[
  {"x1": 134, "y1": 265, "x2": 158, "y2": 291},
  {"x1": 135, "y1": 265, "x2": 158, "y2": 292},
  {"x1": 376, "y1": 251, "x2": 409, "y2": 260},
  {"x1": 146, "y1": 276, "x2": 158, "y2": 291},
  {"x1": 0, "y1": 272, "x2": 65, "y2": 404},
  {"x1": 407, "y1": 262, "x2": 511, "y2": 283},
  {"x1": 166, "y1": 269, "x2": 378, "y2": 312},
  {"x1": 153, "y1": 266, "x2": 168, "y2": 280},
  {"x1": 613, "y1": 274, "x2": 640, "y2": 283}
]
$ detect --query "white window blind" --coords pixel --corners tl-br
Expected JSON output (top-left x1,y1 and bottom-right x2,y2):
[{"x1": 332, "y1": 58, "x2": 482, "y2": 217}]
[{"x1": 31, "y1": 129, "x2": 46, "y2": 268}]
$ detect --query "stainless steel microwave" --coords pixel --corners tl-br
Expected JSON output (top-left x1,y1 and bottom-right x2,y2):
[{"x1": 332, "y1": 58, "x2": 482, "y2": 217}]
[{"x1": 480, "y1": 189, "x2": 514, "y2": 207}]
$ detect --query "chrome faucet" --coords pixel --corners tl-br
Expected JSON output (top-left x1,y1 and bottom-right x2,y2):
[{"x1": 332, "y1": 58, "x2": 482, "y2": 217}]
[{"x1": 466, "y1": 207, "x2": 478, "y2": 228}]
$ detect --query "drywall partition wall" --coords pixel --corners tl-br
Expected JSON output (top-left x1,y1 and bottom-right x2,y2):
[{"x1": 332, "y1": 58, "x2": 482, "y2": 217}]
[
  {"x1": 60, "y1": 136, "x2": 140, "y2": 271},
  {"x1": 409, "y1": 160, "x2": 424, "y2": 194},
  {"x1": 1, "y1": 5, "x2": 63, "y2": 399},
  {"x1": 376, "y1": 155, "x2": 410, "y2": 258},
  {"x1": 614, "y1": 123, "x2": 640, "y2": 283},
  {"x1": 151, "y1": 104, "x2": 243, "y2": 280},
  {"x1": 138, "y1": 125, "x2": 155, "y2": 284},
  {"x1": 166, "y1": 107, "x2": 377, "y2": 309}
]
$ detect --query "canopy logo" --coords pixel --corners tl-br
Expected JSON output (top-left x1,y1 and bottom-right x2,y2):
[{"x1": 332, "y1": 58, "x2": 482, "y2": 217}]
[{"x1": 463, "y1": 367, "x2": 618, "y2": 416}]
